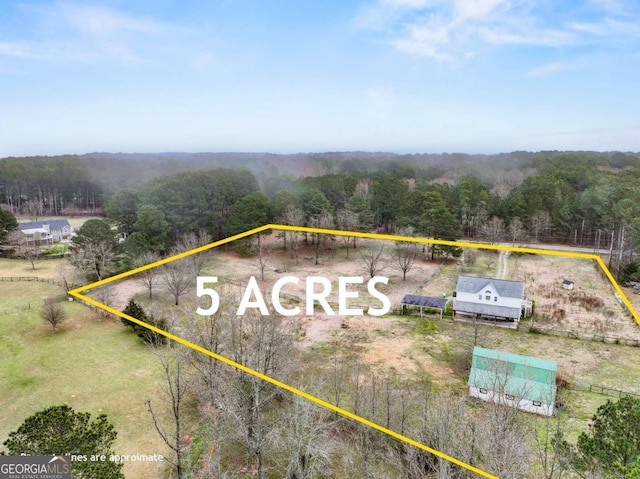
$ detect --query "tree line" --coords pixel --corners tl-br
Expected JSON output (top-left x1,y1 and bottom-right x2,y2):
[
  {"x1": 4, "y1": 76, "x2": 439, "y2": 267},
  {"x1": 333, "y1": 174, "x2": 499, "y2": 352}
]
[{"x1": 2, "y1": 151, "x2": 640, "y2": 281}]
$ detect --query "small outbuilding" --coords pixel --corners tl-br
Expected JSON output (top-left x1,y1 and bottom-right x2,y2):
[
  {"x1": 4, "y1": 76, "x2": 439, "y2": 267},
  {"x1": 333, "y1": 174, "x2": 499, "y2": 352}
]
[
  {"x1": 561, "y1": 279, "x2": 575, "y2": 290},
  {"x1": 468, "y1": 346, "x2": 558, "y2": 416},
  {"x1": 401, "y1": 294, "x2": 448, "y2": 319}
]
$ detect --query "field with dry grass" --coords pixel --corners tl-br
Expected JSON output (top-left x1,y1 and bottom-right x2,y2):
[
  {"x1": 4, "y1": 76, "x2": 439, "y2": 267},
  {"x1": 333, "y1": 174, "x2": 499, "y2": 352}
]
[{"x1": 91, "y1": 231, "x2": 640, "y2": 398}]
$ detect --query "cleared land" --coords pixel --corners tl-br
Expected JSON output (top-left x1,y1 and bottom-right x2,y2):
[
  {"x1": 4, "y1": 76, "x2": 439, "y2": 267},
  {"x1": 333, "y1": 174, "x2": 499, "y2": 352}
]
[{"x1": 90, "y1": 231, "x2": 640, "y2": 428}]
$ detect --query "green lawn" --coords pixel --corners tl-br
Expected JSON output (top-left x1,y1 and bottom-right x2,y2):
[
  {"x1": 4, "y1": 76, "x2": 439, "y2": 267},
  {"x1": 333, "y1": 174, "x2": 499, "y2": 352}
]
[{"x1": 0, "y1": 281, "x2": 170, "y2": 479}]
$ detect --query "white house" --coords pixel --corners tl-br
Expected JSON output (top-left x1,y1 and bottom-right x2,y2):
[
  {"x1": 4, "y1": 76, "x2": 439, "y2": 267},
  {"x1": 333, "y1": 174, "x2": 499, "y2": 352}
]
[
  {"x1": 453, "y1": 275, "x2": 530, "y2": 323},
  {"x1": 14, "y1": 219, "x2": 73, "y2": 245}
]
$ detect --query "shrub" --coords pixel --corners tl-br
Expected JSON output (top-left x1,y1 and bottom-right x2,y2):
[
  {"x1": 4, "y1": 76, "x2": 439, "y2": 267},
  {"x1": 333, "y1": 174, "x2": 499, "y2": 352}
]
[
  {"x1": 121, "y1": 299, "x2": 147, "y2": 329},
  {"x1": 42, "y1": 243, "x2": 69, "y2": 255},
  {"x1": 414, "y1": 319, "x2": 439, "y2": 336},
  {"x1": 138, "y1": 315, "x2": 168, "y2": 346}
]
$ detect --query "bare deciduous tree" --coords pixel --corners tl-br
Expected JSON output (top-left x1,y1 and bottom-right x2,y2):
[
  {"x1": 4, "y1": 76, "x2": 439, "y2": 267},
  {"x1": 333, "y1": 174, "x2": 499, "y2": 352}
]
[
  {"x1": 479, "y1": 216, "x2": 506, "y2": 245},
  {"x1": 393, "y1": 230, "x2": 418, "y2": 281},
  {"x1": 530, "y1": 210, "x2": 552, "y2": 242},
  {"x1": 492, "y1": 170, "x2": 524, "y2": 199},
  {"x1": 256, "y1": 246, "x2": 270, "y2": 281},
  {"x1": 41, "y1": 302, "x2": 67, "y2": 332},
  {"x1": 460, "y1": 247, "x2": 477, "y2": 271},
  {"x1": 508, "y1": 217, "x2": 526, "y2": 245},
  {"x1": 310, "y1": 212, "x2": 335, "y2": 265},
  {"x1": 56, "y1": 264, "x2": 79, "y2": 292},
  {"x1": 483, "y1": 251, "x2": 496, "y2": 270},
  {"x1": 473, "y1": 357, "x2": 535, "y2": 479},
  {"x1": 533, "y1": 413, "x2": 570, "y2": 479},
  {"x1": 274, "y1": 382, "x2": 334, "y2": 479},
  {"x1": 18, "y1": 242, "x2": 41, "y2": 270},
  {"x1": 147, "y1": 345, "x2": 192, "y2": 479},
  {"x1": 70, "y1": 242, "x2": 116, "y2": 281},
  {"x1": 170, "y1": 230, "x2": 213, "y2": 277},
  {"x1": 361, "y1": 242, "x2": 386, "y2": 279},
  {"x1": 227, "y1": 309, "x2": 295, "y2": 479},
  {"x1": 25, "y1": 199, "x2": 43, "y2": 221},
  {"x1": 132, "y1": 251, "x2": 161, "y2": 299},
  {"x1": 182, "y1": 295, "x2": 239, "y2": 478},
  {"x1": 162, "y1": 261, "x2": 191, "y2": 306},
  {"x1": 336, "y1": 207, "x2": 360, "y2": 258},
  {"x1": 279, "y1": 206, "x2": 305, "y2": 264}
]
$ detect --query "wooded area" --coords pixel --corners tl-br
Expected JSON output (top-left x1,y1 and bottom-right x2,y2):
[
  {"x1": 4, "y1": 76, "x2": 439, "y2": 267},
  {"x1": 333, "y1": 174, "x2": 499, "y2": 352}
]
[{"x1": 2, "y1": 150, "x2": 639, "y2": 282}]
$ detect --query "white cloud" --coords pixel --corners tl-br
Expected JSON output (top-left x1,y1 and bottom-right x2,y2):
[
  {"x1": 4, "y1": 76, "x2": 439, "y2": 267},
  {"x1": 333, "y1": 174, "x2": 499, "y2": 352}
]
[
  {"x1": 381, "y1": 0, "x2": 433, "y2": 8},
  {"x1": 453, "y1": 0, "x2": 508, "y2": 20},
  {"x1": 356, "y1": 0, "x2": 640, "y2": 62},
  {"x1": 51, "y1": 3, "x2": 174, "y2": 37},
  {"x1": 0, "y1": 2, "x2": 188, "y2": 66},
  {"x1": 0, "y1": 42, "x2": 36, "y2": 59},
  {"x1": 391, "y1": 17, "x2": 455, "y2": 61},
  {"x1": 478, "y1": 25, "x2": 576, "y2": 47},
  {"x1": 354, "y1": 0, "x2": 437, "y2": 30},
  {"x1": 526, "y1": 61, "x2": 576, "y2": 77},
  {"x1": 588, "y1": 0, "x2": 633, "y2": 16}
]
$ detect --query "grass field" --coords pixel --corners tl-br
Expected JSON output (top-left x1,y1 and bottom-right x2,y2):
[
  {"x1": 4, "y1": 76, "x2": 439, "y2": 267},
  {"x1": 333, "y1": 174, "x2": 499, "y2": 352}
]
[
  {"x1": 0, "y1": 280, "x2": 170, "y2": 478},
  {"x1": 0, "y1": 257, "x2": 66, "y2": 278},
  {"x1": 423, "y1": 318, "x2": 640, "y2": 431}
]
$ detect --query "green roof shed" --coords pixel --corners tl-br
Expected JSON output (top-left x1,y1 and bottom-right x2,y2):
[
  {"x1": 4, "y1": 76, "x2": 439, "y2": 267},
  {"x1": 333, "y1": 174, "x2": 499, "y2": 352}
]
[{"x1": 468, "y1": 346, "x2": 558, "y2": 416}]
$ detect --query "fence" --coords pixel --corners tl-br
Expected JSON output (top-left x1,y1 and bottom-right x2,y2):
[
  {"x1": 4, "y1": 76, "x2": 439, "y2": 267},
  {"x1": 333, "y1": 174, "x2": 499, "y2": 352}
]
[
  {"x1": 593, "y1": 261, "x2": 635, "y2": 318},
  {"x1": 44, "y1": 294, "x2": 70, "y2": 304},
  {"x1": 1, "y1": 253, "x2": 71, "y2": 261},
  {"x1": 527, "y1": 325, "x2": 640, "y2": 346},
  {"x1": 0, "y1": 275, "x2": 85, "y2": 312},
  {"x1": 72, "y1": 296, "x2": 118, "y2": 319},
  {"x1": 0, "y1": 276, "x2": 63, "y2": 286},
  {"x1": 2, "y1": 275, "x2": 143, "y2": 322},
  {"x1": 569, "y1": 382, "x2": 640, "y2": 399}
]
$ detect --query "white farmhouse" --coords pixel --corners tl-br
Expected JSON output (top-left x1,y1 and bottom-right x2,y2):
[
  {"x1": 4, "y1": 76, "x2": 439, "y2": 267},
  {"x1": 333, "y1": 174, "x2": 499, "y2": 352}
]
[{"x1": 453, "y1": 275, "x2": 531, "y2": 323}]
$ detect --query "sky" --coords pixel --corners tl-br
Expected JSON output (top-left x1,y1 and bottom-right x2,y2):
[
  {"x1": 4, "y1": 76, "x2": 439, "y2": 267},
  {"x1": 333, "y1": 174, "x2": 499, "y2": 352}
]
[{"x1": 0, "y1": 0, "x2": 639, "y2": 156}]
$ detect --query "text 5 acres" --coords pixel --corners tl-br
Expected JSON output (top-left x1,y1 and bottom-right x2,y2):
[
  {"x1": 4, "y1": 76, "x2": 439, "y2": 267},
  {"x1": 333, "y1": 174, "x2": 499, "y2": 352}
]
[{"x1": 196, "y1": 276, "x2": 391, "y2": 317}]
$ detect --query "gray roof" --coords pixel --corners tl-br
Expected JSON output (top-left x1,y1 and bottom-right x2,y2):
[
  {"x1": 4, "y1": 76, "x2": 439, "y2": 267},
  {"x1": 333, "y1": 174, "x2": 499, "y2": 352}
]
[
  {"x1": 18, "y1": 219, "x2": 71, "y2": 231},
  {"x1": 456, "y1": 275, "x2": 524, "y2": 299},
  {"x1": 453, "y1": 300, "x2": 521, "y2": 319},
  {"x1": 401, "y1": 294, "x2": 447, "y2": 310}
]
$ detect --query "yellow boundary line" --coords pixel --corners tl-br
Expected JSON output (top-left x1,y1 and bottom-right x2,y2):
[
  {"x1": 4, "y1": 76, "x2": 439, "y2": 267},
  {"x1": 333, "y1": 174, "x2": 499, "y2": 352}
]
[{"x1": 68, "y1": 224, "x2": 640, "y2": 479}]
